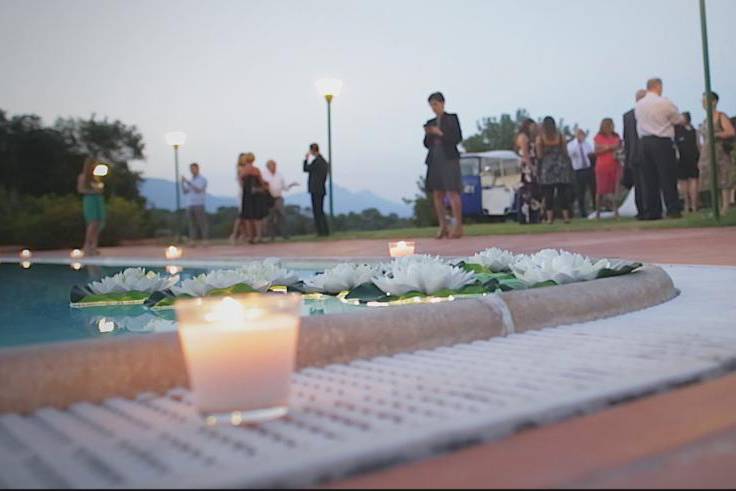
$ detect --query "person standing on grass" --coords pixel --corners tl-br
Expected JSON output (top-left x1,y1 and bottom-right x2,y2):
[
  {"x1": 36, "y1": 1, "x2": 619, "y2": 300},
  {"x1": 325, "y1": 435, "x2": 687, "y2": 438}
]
[
  {"x1": 675, "y1": 112, "x2": 701, "y2": 213},
  {"x1": 594, "y1": 118, "x2": 623, "y2": 219},
  {"x1": 423, "y1": 91, "x2": 464, "y2": 239},
  {"x1": 568, "y1": 129, "x2": 596, "y2": 218},
  {"x1": 77, "y1": 157, "x2": 105, "y2": 256},
  {"x1": 536, "y1": 116, "x2": 574, "y2": 224},
  {"x1": 623, "y1": 89, "x2": 648, "y2": 220},
  {"x1": 239, "y1": 152, "x2": 268, "y2": 244},
  {"x1": 698, "y1": 91, "x2": 736, "y2": 217},
  {"x1": 515, "y1": 119, "x2": 542, "y2": 224},
  {"x1": 303, "y1": 143, "x2": 330, "y2": 237},
  {"x1": 229, "y1": 153, "x2": 247, "y2": 244},
  {"x1": 263, "y1": 159, "x2": 298, "y2": 241},
  {"x1": 181, "y1": 162, "x2": 209, "y2": 245},
  {"x1": 635, "y1": 78, "x2": 684, "y2": 220}
]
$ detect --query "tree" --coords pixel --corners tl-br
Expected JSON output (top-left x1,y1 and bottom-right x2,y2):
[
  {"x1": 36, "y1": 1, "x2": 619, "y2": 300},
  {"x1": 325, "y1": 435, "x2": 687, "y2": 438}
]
[
  {"x1": 462, "y1": 109, "x2": 531, "y2": 152},
  {"x1": 55, "y1": 115, "x2": 145, "y2": 202},
  {"x1": 0, "y1": 109, "x2": 145, "y2": 202},
  {"x1": 403, "y1": 176, "x2": 437, "y2": 227}
]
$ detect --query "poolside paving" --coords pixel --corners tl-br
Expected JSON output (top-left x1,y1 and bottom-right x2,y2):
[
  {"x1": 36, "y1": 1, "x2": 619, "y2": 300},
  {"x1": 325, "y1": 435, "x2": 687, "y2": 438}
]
[{"x1": 26, "y1": 226, "x2": 736, "y2": 266}]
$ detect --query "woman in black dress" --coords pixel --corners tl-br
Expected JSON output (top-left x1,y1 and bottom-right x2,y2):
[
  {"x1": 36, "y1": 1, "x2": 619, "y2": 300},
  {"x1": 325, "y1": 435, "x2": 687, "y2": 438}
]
[
  {"x1": 675, "y1": 112, "x2": 700, "y2": 213},
  {"x1": 423, "y1": 92, "x2": 464, "y2": 239},
  {"x1": 239, "y1": 152, "x2": 269, "y2": 244}
]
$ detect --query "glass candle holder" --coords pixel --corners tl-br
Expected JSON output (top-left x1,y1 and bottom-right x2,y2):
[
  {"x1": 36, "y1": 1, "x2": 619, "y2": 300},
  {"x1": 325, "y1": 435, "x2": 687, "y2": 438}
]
[
  {"x1": 175, "y1": 293, "x2": 303, "y2": 425},
  {"x1": 165, "y1": 245, "x2": 182, "y2": 260},
  {"x1": 388, "y1": 240, "x2": 416, "y2": 257}
]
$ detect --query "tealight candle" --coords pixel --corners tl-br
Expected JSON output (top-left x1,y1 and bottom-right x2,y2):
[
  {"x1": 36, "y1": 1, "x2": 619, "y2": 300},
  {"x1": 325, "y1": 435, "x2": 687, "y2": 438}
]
[
  {"x1": 388, "y1": 240, "x2": 416, "y2": 257},
  {"x1": 70, "y1": 262, "x2": 83, "y2": 271},
  {"x1": 19, "y1": 249, "x2": 32, "y2": 259},
  {"x1": 165, "y1": 245, "x2": 182, "y2": 260},
  {"x1": 70, "y1": 249, "x2": 84, "y2": 259},
  {"x1": 175, "y1": 293, "x2": 303, "y2": 425}
]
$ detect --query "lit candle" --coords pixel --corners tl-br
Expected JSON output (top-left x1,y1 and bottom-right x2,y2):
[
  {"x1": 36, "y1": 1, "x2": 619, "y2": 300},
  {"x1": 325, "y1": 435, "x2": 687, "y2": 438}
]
[
  {"x1": 165, "y1": 245, "x2": 182, "y2": 260},
  {"x1": 70, "y1": 262, "x2": 83, "y2": 271},
  {"x1": 388, "y1": 240, "x2": 416, "y2": 257},
  {"x1": 19, "y1": 249, "x2": 32, "y2": 259},
  {"x1": 166, "y1": 264, "x2": 182, "y2": 275},
  {"x1": 70, "y1": 249, "x2": 84, "y2": 259},
  {"x1": 21, "y1": 261, "x2": 31, "y2": 269},
  {"x1": 93, "y1": 164, "x2": 109, "y2": 177},
  {"x1": 175, "y1": 293, "x2": 303, "y2": 425}
]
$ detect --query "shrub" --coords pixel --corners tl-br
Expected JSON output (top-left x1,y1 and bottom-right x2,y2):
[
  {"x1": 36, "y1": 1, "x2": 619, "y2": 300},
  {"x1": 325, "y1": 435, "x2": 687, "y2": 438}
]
[{"x1": 2, "y1": 192, "x2": 149, "y2": 249}]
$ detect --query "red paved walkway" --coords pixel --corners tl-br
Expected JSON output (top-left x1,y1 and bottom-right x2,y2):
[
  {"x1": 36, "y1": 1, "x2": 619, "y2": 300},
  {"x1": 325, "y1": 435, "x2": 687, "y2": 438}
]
[
  {"x1": 29, "y1": 227, "x2": 736, "y2": 266},
  {"x1": 328, "y1": 373, "x2": 736, "y2": 489}
]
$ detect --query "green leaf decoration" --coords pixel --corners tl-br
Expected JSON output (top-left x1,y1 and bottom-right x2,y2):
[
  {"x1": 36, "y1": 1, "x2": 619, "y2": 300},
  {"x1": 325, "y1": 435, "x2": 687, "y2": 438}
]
[
  {"x1": 596, "y1": 262, "x2": 643, "y2": 279},
  {"x1": 462, "y1": 262, "x2": 492, "y2": 274},
  {"x1": 530, "y1": 280, "x2": 558, "y2": 289},
  {"x1": 344, "y1": 282, "x2": 389, "y2": 302},
  {"x1": 497, "y1": 278, "x2": 528, "y2": 291},
  {"x1": 71, "y1": 290, "x2": 151, "y2": 308},
  {"x1": 206, "y1": 283, "x2": 258, "y2": 296}
]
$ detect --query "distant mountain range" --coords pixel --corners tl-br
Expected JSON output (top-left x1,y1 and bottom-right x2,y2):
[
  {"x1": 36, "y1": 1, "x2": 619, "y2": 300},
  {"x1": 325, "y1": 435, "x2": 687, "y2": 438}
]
[{"x1": 140, "y1": 178, "x2": 412, "y2": 217}]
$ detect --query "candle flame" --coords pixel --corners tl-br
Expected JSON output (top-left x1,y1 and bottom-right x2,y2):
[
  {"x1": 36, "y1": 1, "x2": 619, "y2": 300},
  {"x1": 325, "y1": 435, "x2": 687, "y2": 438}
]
[
  {"x1": 71, "y1": 262, "x2": 83, "y2": 271},
  {"x1": 70, "y1": 249, "x2": 84, "y2": 259},
  {"x1": 21, "y1": 261, "x2": 31, "y2": 269},
  {"x1": 165, "y1": 245, "x2": 182, "y2": 260},
  {"x1": 20, "y1": 249, "x2": 32, "y2": 259}
]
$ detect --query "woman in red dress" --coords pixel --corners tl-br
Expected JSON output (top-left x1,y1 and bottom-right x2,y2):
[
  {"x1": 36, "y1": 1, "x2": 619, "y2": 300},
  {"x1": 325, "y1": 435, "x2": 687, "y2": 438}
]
[{"x1": 594, "y1": 118, "x2": 623, "y2": 219}]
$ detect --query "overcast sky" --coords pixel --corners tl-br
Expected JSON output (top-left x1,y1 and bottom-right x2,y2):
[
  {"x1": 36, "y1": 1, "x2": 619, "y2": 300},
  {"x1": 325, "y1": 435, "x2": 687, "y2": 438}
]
[{"x1": 2, "y1": 0, "x2": 734, "y2": 203}]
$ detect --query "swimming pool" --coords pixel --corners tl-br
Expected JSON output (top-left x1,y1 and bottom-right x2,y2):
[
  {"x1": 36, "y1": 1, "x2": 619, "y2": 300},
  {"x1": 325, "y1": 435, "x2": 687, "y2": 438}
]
[{"x1": 0, "y1": 262, "x2": 357, "y2": 349}]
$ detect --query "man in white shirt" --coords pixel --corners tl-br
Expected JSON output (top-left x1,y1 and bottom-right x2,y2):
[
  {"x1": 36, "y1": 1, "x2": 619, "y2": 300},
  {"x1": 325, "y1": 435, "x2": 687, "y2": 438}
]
[
  {"x1": 567, "y1": 129, "x2": 596, "y2": 218},
  {"x1": 262, "y1": 160, "x2": 298, "y2": 241},
  {"x1": 634, "y1": 78, "x2": 684, "y2": 219},
  {"x1": 181, "y1": 163, "x2": 209, "y2": 244}
]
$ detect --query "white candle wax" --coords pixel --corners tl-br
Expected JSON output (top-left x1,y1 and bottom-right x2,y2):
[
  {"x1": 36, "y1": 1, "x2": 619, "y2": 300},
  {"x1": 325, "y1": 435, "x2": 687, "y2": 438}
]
[{"x1": 176, "y1": 295, "x2": 302, "y2": 420}]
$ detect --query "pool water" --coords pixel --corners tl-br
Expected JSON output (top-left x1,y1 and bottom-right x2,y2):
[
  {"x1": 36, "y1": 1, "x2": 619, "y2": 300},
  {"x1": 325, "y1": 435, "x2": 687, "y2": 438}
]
[{"x1": 0, "y1": 262, "x2": 356, "y2": 349}]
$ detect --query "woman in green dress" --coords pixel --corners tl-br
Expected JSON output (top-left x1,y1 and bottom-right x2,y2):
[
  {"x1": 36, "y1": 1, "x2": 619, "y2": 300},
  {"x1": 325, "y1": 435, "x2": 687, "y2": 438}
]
[{"x1": 77, "y1": 157, "x2": 106, "y2": 256}]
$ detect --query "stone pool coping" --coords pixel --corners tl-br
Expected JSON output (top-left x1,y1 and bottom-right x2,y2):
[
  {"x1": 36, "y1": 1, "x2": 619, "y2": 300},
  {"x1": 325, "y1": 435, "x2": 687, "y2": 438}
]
[{"x1": 0, "y1": 265, "x2": 676, "y2": 414}]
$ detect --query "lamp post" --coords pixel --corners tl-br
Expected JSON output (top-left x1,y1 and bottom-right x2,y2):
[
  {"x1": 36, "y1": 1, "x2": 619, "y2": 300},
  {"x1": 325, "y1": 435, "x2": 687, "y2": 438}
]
[
  {"x1": 699, "y1": 0, "x2": 720, "y2": 222},
  {"x1": 165, "y1": 131, "x2": 187, "y2": 241},
  {"x1": 315, "y1": 78, "x2": 343, "y2": 219}
]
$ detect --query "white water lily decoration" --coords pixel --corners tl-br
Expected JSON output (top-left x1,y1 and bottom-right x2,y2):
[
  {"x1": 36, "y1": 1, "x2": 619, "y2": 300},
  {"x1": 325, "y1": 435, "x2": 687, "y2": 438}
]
[
  {"x1": 88, "y1": 268, "x2": 179, "y2": 295},
  {"x1": 239, "y1": 258, "x2": 299, "y2": 287},
  {"x1": 465, "y1": 247, "x2": 516, "y2": 272},
  {"x1": 171, "y1": 268, "x2": 270, "y2": 297},
  {"x1": 305, "y1": 263, "x2": 378, "y2": 294},
  {"x1": 373, "y1": 255, "x2": 476, "y2": 296},
  {"x1": 510, "y1": 249, "x2": 610, "y2": 286}
]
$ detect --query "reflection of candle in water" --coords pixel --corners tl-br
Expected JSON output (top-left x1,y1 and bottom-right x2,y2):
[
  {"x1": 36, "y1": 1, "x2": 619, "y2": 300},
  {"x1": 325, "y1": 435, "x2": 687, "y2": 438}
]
[
  {"x1": 389, "y1": 240, "x2": 416, "y2": 257},
  {"x1": 176, "y1": 294, "x2": 302, "y2": 424},
  {"x1": 97, "y1": 318, "x2": 115, "y2": 333},
  {"x1": 21, "y1": 261, "x2": 32, "y2": 269},
  {"x1": 19, "y1": 249, "x2": 32, "y2": 259},
  {"x1": 71, "y1": 262, "x2": 83, "y2": 271},
  {"x1": 70, "y1": 249, "x2": 84, "y2": 259},
  {"x1": 166, "y1": 264, "x2": 182, "y2": 275},
  {"x1": 165, "y1": 245, "x2": 182, "y2": 260}
]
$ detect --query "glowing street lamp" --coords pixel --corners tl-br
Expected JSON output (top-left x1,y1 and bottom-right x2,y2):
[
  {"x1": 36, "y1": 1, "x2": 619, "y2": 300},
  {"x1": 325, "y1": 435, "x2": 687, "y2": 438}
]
[
  {"x1": 315, "y1": 78, "x2": 343, "y2": 219},
  {"x1": 165, "y1": 132, "x2": 187, "y2": 241}
]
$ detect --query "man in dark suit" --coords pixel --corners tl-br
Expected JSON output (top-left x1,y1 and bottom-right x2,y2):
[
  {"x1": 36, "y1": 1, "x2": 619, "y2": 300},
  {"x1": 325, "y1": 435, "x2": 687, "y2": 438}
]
[
  {"x1": 623, "y1": 89, "x2": 648, "y2": 219},
  {"x1": 303, "y1": 143, "x2": 330, "y2": 236}
]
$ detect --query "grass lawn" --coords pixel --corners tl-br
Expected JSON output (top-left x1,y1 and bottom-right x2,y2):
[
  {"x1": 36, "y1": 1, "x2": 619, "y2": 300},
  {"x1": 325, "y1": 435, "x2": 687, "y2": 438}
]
[{"x1": 283, "y1": 208, "x2": 736, "y2": 242}]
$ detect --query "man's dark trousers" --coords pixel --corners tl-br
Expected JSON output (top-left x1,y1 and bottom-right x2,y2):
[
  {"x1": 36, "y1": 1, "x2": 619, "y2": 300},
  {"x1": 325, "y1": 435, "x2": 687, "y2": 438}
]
[
  {"x1": 311, "y1": 193, "x2": 329, "y2": 236},
  {"x1": 574, "y1": 167, "x2": 595, "y2": 217},
  {"x1": 640, "y1": 136, "x2": 682, "y2": 218}
]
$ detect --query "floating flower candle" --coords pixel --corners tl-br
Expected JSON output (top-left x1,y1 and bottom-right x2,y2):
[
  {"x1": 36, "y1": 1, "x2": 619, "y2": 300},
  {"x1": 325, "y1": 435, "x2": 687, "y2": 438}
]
[{"x1": 70, "y1": 249, "x2": 84, "y2": 259}]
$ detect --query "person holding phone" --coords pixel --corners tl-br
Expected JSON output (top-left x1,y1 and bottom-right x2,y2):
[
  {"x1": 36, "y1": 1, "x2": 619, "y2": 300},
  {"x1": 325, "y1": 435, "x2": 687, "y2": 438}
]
[{"x1": 423, "y1": 91, "x2": 464, "y2": 239}]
